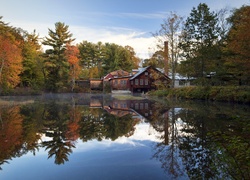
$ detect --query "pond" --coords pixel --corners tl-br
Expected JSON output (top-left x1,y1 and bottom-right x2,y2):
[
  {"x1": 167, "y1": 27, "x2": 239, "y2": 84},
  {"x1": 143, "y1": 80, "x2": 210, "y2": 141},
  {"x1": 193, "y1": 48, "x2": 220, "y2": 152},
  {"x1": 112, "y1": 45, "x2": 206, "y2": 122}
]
[{"x1": 0, "y1": 94, "x2": 249, "y2": 180}]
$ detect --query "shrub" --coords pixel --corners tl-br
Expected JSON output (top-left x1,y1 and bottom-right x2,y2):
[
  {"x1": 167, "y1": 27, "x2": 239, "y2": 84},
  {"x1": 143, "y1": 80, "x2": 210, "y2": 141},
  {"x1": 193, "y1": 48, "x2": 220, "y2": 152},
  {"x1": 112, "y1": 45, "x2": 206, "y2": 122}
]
[{"x1": 150, "y1": 86, "x2": 250, "y2": 104}]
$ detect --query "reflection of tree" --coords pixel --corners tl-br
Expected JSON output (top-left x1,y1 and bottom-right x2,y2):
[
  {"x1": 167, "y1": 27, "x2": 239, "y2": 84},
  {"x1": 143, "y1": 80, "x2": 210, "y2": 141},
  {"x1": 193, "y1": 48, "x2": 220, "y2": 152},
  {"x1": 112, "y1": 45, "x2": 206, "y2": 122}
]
[
  {"x1": 152, "y1": 108, "x2": 186, "y2": 179},
  {"x1": 65, "y1": 108, "x2": 81, "y2": 141},
  {"x1": 177, "y1": 109, "x2": 217, "y2": 179},
  {"x1": 104, "y1": 113, "x2": 134, "y2": 141},
  {"x1": 42, "y1": 132, "x2": 74, "y2": 165},
  {"x1": 79, "y1": 108, "x2": 136, "y2": 142},
  {"x1": 20, "y1": 104, "x2": 43, "y2": 155},
  {"x1": 208, "y1": 116, "x2": 250, "y2": 179},
  {"x1": 65, "y1": 97, "x2": 81, "y2": 142},
  {"x1": 0, "y1": 102, "x2": 46, "y2": 170},
  {"x1": 150, "y1": 101, "x2": 250, "y2": 179},
  {"x1": 79, "y1": 107, "x2": 106, "y2": 141},
  {"x1": 0, "y1": 106, "x2": 24, "y2": 170},
  {"x1": 175, "y1": 103, "x2": 250, "y2": 180},
  {"x1": 41, "y1": 102, "x2": 75, "y2": 165}
]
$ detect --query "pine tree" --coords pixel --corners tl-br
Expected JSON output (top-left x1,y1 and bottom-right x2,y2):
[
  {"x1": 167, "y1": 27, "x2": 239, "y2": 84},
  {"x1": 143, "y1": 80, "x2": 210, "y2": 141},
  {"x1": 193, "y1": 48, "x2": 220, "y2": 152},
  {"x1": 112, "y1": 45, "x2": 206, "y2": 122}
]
[
  {"x1": 43, "y1": 22, "x2": 75, "y2": 92},
  {"x1": 179, "y1": 3, "x2": 220, "y2": 85}
]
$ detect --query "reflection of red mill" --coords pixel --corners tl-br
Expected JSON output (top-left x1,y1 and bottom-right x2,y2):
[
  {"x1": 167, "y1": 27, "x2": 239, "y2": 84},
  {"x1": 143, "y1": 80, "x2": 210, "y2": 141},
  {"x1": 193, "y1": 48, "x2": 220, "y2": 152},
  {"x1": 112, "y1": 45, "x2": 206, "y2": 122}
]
[{"x1": 164, "y1": 41, "x2": 169, "y2": 76}]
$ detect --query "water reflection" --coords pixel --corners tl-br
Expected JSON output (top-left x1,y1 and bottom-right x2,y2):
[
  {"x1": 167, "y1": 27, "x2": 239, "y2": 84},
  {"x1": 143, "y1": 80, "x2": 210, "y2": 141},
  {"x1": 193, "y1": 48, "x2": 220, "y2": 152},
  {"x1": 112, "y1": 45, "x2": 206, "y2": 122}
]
[{"x1": 0, "y1": 94, "x2": 249, "y2": 179}]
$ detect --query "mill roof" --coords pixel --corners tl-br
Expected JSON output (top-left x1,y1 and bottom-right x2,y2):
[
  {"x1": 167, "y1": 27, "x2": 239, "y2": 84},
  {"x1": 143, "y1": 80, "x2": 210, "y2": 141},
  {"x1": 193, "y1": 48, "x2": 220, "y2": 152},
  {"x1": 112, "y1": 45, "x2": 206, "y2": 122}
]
[{"x1": 129, "y1": 66, "x2": 149, "y2": 80}]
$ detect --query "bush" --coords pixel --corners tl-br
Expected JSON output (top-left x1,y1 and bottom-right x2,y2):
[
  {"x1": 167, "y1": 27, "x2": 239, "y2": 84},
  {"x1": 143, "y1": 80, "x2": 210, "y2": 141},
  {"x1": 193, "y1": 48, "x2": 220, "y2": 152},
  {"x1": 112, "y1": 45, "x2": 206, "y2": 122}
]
[{"x1": 150, "y1": 86, "x2": 250, "y2": 104}]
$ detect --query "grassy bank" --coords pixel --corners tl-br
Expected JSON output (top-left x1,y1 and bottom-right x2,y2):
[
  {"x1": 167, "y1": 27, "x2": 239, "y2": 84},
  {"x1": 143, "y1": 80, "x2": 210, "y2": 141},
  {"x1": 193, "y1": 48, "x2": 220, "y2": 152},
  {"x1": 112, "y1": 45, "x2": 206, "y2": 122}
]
[{"x1": 148, "y1": 86, "x2": 250, "y2": 104}]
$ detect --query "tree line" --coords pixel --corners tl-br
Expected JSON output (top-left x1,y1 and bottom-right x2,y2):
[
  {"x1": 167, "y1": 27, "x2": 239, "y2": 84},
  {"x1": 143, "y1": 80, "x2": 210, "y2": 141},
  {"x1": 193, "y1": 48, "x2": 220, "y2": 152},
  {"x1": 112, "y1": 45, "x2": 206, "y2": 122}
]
[
  {"x1": 146, "y1": 3, "x2": 250, "y2": 87},
  {"x1": 0, "y1": 3, "x2": 249, "y2": 94},
  {"x1": 0, "y1": 18, "x2": 140, "y2": 93}
]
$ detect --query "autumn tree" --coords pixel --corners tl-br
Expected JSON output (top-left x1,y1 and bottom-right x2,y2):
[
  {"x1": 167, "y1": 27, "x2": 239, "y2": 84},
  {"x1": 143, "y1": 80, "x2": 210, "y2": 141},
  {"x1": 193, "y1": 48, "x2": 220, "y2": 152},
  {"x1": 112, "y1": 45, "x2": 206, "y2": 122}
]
[
  {"x1": 142, "y1": 50, "x2": 165, "y2": 68},
  {"x1": 0, "y1": 17, "x2": 24, "y2": 92},
  {"x1": 65, "y1": 44, "x2": 80, "y2": 91},
  {"x1": 225, "y1": 5, "x2": 250, "y2": 85},
  {"x1": 179, "y1": 3, "x2": 220, "y2": 85},
  {"x1": 43, "y1": 22, "x2": 75, "y2": 92},
  {"x1": 125, "y1": 45, "x2": 140, "y2": 69},
  {"x1": 0, "y1": 35, "x2": 23, "y2": 91},
  {"x1": 152, "y1": 12, "x2": 184, "y2": 87}
]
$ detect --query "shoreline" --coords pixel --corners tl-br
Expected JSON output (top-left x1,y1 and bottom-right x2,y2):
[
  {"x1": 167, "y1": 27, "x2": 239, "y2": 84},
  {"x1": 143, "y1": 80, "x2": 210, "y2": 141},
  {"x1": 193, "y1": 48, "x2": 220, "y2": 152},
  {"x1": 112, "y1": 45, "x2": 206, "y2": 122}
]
[{"x1": 148, "y1": 86, "x2": 250, "y2": 104}]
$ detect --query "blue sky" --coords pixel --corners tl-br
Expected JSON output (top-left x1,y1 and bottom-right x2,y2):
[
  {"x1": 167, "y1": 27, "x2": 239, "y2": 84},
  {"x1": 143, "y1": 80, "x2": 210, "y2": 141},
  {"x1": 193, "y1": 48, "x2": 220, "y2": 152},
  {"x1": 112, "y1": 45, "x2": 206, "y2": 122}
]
[{"x1": 0, "y1": 0, "x2": 249, "y2": 59}]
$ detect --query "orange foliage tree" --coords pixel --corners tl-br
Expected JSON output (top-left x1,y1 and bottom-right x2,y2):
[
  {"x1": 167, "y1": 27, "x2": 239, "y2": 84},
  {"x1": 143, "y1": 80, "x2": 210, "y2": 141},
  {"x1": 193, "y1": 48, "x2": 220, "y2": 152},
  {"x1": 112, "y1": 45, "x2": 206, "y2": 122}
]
[
  {"x1": 65, "y1": 44, "x2": 80, "y2": 91},
  {"x1": 0, "y1": 35, "x2": 23, "y2": 90},
  {"x1": 226, "y1": 6, "x2": 250, "y2": 85}
]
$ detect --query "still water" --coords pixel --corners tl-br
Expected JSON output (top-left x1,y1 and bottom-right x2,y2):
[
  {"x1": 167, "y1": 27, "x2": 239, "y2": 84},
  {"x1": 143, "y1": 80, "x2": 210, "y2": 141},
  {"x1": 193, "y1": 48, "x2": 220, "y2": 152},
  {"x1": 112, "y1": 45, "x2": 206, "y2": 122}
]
[{"x1": 0, "y1": 94, "x2": 249, "y2": 180}]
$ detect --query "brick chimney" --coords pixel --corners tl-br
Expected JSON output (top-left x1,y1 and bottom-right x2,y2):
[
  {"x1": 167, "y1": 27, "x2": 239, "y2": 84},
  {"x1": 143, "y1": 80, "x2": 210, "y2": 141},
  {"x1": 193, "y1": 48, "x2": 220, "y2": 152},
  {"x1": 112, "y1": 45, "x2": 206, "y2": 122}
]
[{"x1": 164, "y1": 41, "x2": 169, "y2": 76}]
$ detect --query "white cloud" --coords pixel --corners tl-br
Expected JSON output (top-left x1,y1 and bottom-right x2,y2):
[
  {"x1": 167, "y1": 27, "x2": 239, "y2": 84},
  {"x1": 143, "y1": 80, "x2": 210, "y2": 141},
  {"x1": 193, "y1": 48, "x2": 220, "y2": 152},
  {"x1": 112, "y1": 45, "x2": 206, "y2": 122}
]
[
  {"x1": 10, "y1": 20, "x2": 156, "y2": 60},
  {"x1": 70, "y1": 25, "x2": 157, "y2": 59},
  {"x1": 74, "y1": 121, "x2": 163, "y2": 153},
  {"x1": 118, "y1": 12, "x2": 169, "y2": 19}
]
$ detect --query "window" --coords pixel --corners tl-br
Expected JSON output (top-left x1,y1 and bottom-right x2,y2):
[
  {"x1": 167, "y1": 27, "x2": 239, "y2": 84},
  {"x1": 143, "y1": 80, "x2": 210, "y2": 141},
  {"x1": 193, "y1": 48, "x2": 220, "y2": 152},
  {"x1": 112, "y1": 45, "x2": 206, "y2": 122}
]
[
  {"x1": 135, "y1": 103, "x2": 139, "y2": 109},
  {"x1": 145, "y1": 72, "x2": 148, "y2": 76},
  {"x1": 140, "y1": 103, "x2": 143, "y2": 109},
  {"x1": 140, "y1": 79, "x2": 143, "y2": 85},
  {"x1": 135, "y1": 79, "x2": 138, "y2": 85},
  {"x1": 145, "y1": 79, "x2": 148, "y2": 85},
  {"x1": 120, "y1": 80, "x2": 126, "y2": 85},
  {"x1": 131, "y1": 81, "x2": 133, "y2": 85}
]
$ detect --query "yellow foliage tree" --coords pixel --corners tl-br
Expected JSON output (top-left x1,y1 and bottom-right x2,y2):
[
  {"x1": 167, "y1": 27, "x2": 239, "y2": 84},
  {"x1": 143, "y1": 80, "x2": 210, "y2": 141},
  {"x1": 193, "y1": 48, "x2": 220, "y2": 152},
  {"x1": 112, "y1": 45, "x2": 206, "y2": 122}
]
[{"x1": 89, "y1": 66, "x2": 100, "y2": 79}]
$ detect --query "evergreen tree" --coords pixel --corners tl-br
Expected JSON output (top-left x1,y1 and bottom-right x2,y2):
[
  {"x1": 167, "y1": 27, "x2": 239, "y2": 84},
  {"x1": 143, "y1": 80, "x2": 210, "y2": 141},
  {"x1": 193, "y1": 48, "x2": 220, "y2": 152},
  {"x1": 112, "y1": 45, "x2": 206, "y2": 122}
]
[
  {"x1": 43, "y1": 22, "x2": 75, "y2": 92},
  {"x1": 78, "y1": 41, "x2": 106, "y2": 78},
  {"x1": 179, "y1": 3, "x2": 220, "y2": 85},
  {"x1": 103, "y1": 43, "x2": 135, "y2": 75}
]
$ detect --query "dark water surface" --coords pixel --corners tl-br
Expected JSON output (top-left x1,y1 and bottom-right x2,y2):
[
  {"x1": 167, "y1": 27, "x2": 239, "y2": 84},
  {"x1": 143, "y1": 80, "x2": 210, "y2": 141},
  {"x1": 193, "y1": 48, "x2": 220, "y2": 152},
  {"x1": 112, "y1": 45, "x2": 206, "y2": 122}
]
[{"x1": 0, "y1": 94, "x2": 249, "y2": 180}]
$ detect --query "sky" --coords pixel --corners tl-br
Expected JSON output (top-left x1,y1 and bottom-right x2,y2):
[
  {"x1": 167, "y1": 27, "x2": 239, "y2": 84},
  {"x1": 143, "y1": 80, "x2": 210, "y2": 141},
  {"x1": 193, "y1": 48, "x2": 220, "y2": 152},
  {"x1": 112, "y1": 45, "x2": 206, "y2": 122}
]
[{"x1": 0, "y1": 0, "x2": 249, "y2": 59}]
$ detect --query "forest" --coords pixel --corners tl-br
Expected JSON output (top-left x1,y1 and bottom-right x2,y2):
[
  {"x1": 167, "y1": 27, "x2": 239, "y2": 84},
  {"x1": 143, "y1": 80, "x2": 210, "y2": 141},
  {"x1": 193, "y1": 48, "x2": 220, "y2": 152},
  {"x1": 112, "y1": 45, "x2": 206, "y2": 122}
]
[{"x1": 0, "y1": 3, "x2": 249, "y2": 94}]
